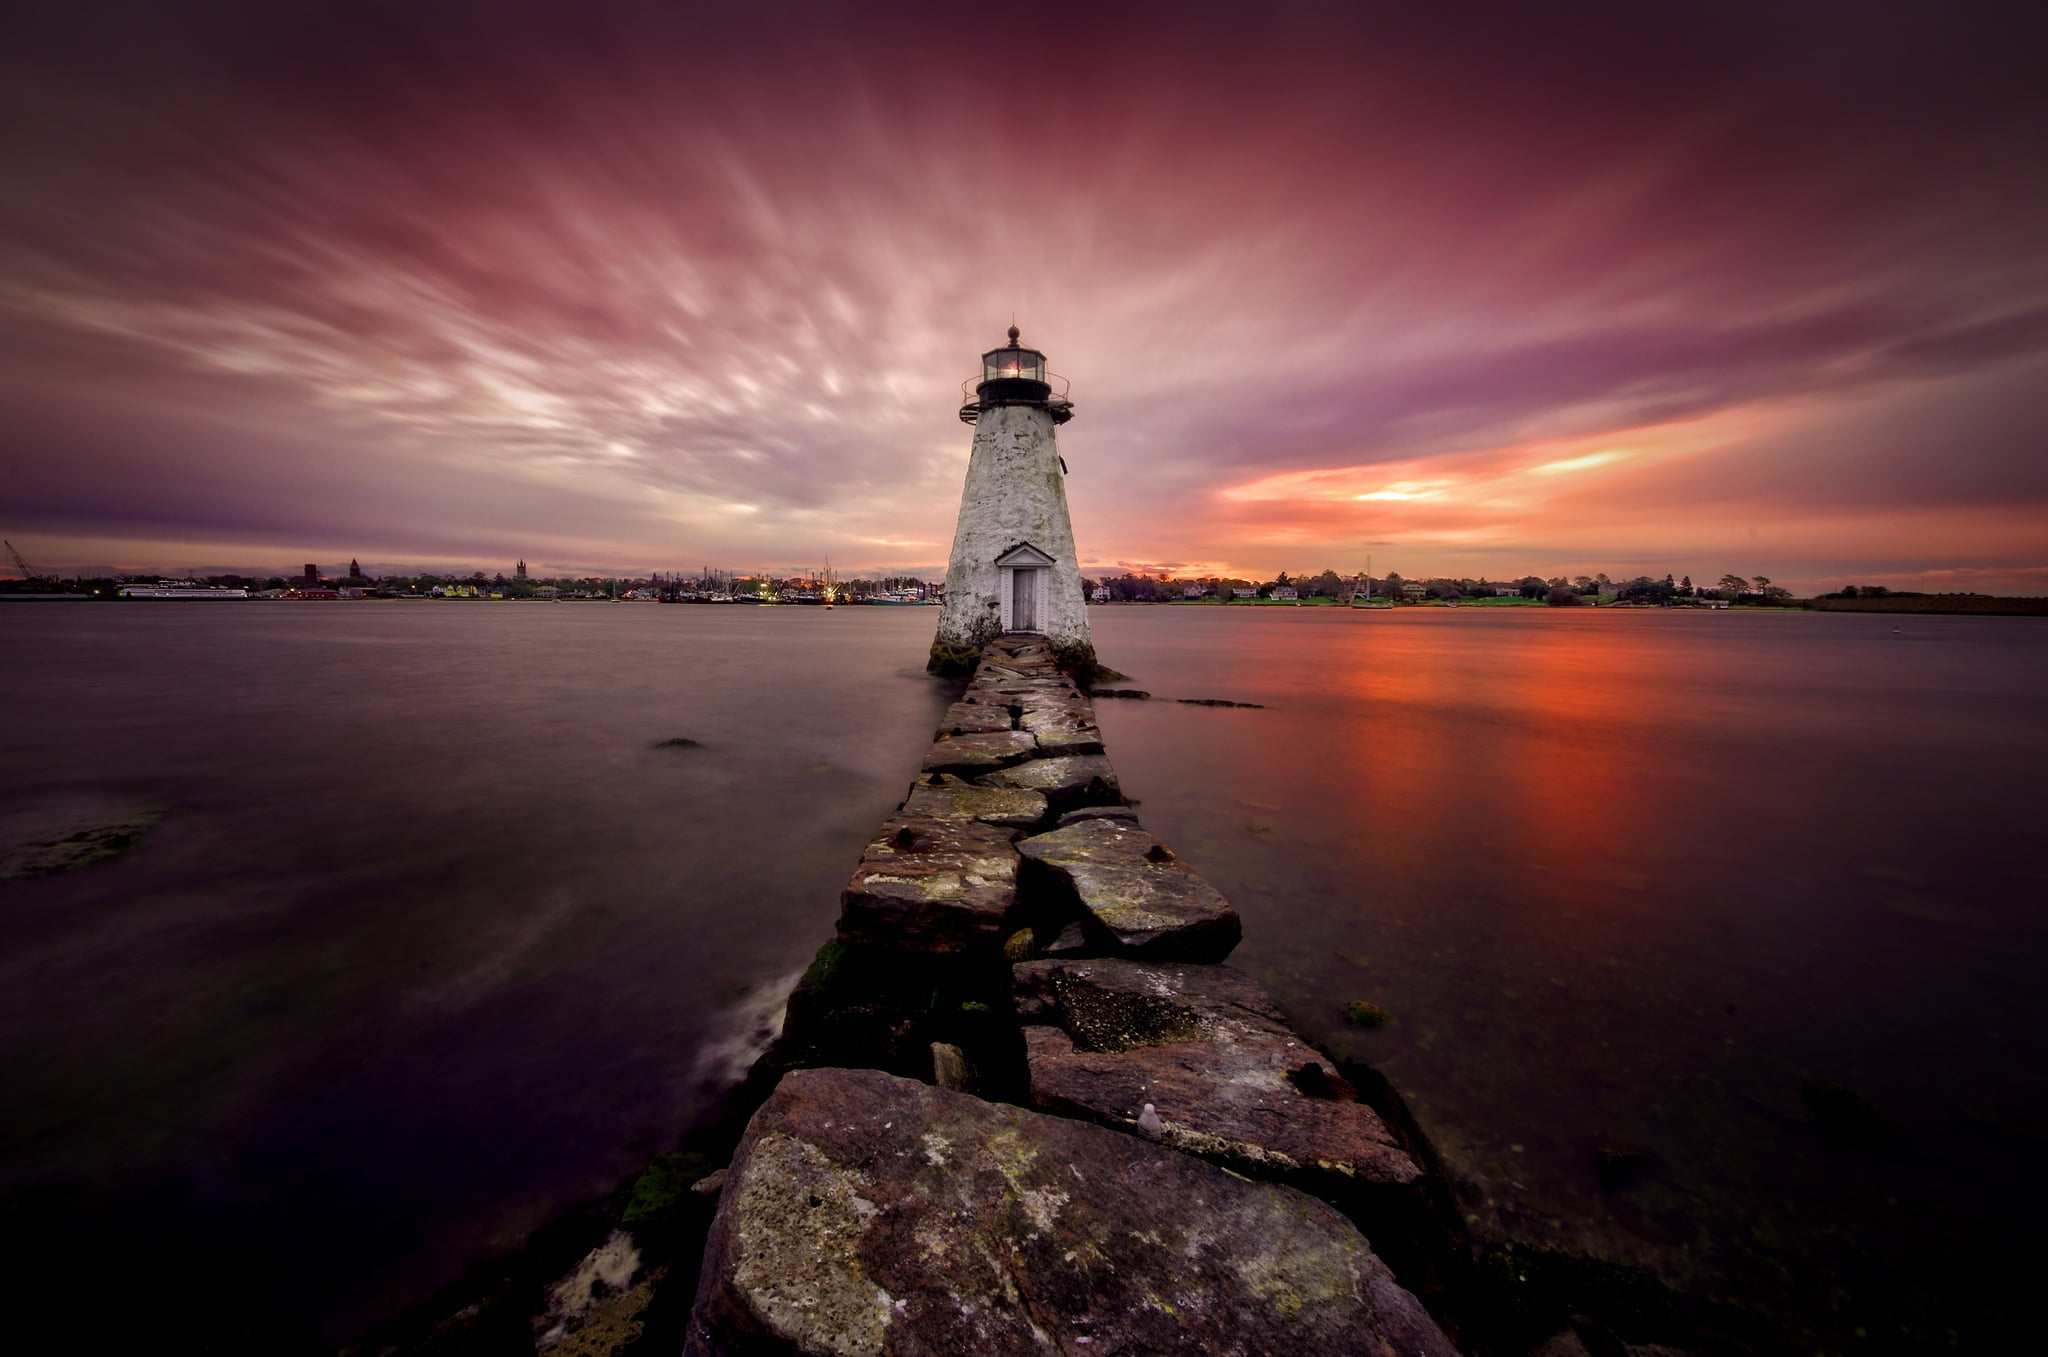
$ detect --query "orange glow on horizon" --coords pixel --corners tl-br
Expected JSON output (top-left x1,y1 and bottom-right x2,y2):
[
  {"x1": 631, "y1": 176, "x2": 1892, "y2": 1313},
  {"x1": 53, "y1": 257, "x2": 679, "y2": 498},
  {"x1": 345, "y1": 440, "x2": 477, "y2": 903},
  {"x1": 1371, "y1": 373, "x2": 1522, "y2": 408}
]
[{"x1": 1220, "y1": 408, "x2": 1775, "y2": 512}]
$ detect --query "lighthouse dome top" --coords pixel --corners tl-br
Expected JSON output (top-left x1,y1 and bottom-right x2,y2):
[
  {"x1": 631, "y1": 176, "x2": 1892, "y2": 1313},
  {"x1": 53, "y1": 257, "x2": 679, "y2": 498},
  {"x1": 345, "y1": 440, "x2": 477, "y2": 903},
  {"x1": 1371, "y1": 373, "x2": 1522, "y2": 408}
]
[
  {"x1": 961, "y1": 326, "x2": 1073, "y2": 425},
  {"x1": 982, "y1": 328, "x2": 1046, "y2": 385}
]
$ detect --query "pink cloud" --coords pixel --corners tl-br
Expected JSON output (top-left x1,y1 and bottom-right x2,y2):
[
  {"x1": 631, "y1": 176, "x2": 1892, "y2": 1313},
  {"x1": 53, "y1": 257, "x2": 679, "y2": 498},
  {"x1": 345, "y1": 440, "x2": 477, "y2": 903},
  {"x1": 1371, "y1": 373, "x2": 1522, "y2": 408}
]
[{"x1": 1, "y1": 2, "x2": 2043, "y2": 588}]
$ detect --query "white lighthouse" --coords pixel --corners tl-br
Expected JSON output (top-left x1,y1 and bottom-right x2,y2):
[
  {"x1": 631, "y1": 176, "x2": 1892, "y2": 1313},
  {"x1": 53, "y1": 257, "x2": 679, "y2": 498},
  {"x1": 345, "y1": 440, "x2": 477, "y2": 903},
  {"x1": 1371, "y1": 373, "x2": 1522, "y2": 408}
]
[{"x1": 929, "y1": 328, "x2": 1098, "y2": 677}]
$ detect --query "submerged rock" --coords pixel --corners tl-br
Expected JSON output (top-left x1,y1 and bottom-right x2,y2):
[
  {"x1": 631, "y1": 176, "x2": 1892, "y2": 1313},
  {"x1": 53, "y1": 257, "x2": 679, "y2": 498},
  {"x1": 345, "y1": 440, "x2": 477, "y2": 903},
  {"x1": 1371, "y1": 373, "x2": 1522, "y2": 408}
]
[
  {"x1": 684, "y1": 1067, "x2": 1455, "y2": 1357},
  {"x1": 0, "y1": 805, "x2": 160, "y2": 879},
  {"x1": 1014, "y1": 818, "x2": 1240, "y2": 963},
  {"x1": 1344, "y1": 1000, "x2": 1393, "y2": 1028},
  {"x1": 1014, "y1": 958, "x2": 1423, "y2": 1190},
  {"x1": 837, "y1": 818, "x2": 1020, "y2": 953}
]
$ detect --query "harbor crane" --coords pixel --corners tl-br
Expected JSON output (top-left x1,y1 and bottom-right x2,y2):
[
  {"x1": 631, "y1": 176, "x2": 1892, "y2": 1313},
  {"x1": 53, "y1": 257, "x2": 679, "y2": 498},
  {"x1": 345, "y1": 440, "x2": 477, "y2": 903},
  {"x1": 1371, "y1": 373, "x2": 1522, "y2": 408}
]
[{"x1": 4, "y1": 539, "x2": 50, "y2": 586}]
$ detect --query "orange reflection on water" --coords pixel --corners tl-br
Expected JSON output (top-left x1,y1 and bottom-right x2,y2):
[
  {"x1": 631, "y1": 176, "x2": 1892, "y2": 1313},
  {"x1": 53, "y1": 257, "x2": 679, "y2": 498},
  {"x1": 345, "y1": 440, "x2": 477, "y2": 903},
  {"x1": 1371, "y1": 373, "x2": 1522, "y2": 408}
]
[
  {"x1": 1489, "y1": 614, "x2": 1670, "y2": 927},
  {"x1": 1317, "y1": 611, "x2": 1672, "y2": 927}
]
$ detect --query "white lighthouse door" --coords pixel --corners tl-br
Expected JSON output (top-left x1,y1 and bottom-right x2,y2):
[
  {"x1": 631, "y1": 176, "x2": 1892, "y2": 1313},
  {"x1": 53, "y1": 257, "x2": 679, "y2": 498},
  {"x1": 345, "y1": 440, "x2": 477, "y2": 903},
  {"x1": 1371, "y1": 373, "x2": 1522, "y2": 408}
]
[{"x1": 1011, "y1": 567, "x2": 1040, "y2": 632}]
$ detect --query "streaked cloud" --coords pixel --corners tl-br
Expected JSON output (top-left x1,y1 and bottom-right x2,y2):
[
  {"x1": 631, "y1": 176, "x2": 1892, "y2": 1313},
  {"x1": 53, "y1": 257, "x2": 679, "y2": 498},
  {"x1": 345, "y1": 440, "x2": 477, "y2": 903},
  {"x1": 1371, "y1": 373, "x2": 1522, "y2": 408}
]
[{"x1": 2, "y1": 1, "x2": 2044, "y2": 591}]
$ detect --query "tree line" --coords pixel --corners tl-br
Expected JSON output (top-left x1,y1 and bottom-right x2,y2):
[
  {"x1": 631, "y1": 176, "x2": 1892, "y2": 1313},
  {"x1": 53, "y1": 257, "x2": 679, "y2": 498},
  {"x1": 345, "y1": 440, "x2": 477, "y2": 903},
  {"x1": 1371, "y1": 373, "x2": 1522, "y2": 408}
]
[{"x1": 1078, "y1": 570, "x2": 1825, "y2": 605}]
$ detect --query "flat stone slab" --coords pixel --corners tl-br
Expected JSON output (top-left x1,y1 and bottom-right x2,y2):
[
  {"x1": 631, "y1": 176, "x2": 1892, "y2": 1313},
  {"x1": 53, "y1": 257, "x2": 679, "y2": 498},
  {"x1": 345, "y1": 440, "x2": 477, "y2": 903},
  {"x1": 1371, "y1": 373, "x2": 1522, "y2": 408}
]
[
  {"x1": 900, "y1": 774, "x2": 1047, "y2": 829},
  {"x1": 1018, "y1": 702, "x2": 1097, "y2": 731},
  {"x1": 937, "y1": 701, "x2": 1016, "y2": 736},
  {"x1": 1013, "y1": 818, "x2": 1240, "y2": 962},
  {"x1": 1024, "y1": 726, "x2": 1104, "y2": 758},
  {"x1": 837, "y1": 817, "x2": 1019, "y2": 953},
  {"x1": 1018, "y1": 706, "x2": 1105, "y2": 757},
  {"x1": 973, "y1": 754, "x2": 1121, "y2": 806},
  {"x1": 684, "y1": 1067, "x2": 1454, "y2": 1357},
  {"x1": 920, "y1": 730, "x2": 1038, "y2": 774},
  {"x1": 964, "y1": 683, "x2": 1086, "y2": 712},
  {"x1": 1013, "y1": 958, "x2": 1423, "y2": 1189}
]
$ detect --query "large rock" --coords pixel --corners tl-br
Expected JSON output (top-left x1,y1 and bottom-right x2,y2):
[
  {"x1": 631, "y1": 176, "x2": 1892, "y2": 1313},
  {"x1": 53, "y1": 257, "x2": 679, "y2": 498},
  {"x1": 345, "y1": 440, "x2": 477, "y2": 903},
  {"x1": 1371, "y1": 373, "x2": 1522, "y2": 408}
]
[
  {"x1": 1013, "y1": 959, "x2": 1423, "y2": 1189},
  {"x1": 684, "y1": 1067, "x2": 1455, "y2": 1357},
  {"x1": 899, "y1": 774, "x2": 1047, "y2": 829},
  {"x1": 937, "y1": 701, "x2": 1016, "y2": 736},
  {"x1": 973, "y1": 754, "x2": 1121, "y2": 811},
  {"x1": 1013, "y1": 818, "x2": 1241, "y2": 962},
  {"x1": 921, "y1": 730, "x2": 1038, "y2": 774},
  {"x1": 1018, "y1": 705, "x2": 1105, "y2": 757},
  {"x1": 837, "y1": 818, "x2": 1020, "y2": 953},
  {"x1": 964, "y1": 687, "x2": 1087, "y2": 719}
]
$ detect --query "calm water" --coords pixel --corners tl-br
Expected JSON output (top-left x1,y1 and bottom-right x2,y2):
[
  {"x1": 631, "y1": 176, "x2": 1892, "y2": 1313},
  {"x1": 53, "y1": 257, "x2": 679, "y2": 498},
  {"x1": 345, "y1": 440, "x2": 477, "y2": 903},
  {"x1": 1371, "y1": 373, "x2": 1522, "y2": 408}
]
[
  {"x1": 0, "y1": 603, "x2": 952, "y2": 1346},
  {"x1": 3, "y1": 603, "x2": 2044, "y2": 1349},
  {"x1": 1090, "y1": 606, "x2": 2048, "y2": 1349}
]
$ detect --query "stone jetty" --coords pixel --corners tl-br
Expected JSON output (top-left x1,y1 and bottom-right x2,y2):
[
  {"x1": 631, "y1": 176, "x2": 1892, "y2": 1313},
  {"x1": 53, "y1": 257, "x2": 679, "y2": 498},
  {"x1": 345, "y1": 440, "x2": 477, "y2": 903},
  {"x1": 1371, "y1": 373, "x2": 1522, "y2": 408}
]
[{"x1": 685, "y1": 637, "x2": 1460, "y2": 1355}]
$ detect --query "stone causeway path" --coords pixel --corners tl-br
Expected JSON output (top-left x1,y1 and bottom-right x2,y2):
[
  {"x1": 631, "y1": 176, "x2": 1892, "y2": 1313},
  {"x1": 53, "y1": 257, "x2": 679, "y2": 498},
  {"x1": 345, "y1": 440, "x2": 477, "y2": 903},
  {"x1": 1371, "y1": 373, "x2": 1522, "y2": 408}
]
[{"x1": 684, "y1": 637, "x2": 1460, "y2": 1355}]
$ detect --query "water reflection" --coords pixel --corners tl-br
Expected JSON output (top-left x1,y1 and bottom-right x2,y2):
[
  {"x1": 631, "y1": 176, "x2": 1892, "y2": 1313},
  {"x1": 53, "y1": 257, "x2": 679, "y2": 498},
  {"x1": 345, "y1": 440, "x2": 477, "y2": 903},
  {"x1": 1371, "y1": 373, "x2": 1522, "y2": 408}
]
[{"x1": 1090, "y1": 606, "x2": 2048, "y2": 1348}]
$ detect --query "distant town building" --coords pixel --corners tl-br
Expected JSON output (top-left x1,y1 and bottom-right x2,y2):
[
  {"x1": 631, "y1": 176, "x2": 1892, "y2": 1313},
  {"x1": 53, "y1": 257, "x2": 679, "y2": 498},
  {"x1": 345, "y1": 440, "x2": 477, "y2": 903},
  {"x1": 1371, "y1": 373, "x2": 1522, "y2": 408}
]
[
  {"x1": 515, "y1": 559, "x2": 528, "y2": 581},
  {"x1": 1183, "y1": 584, "x2": 1207, "y2": 599},
  {"x1": 1271, "y1": 585, "x2": 1299, "y2": 601},
  {"x1": 1091, "y1": 585, "x2": 1112, "y2": 603},
  {"x1": 1232, "y1": 587, "x2": 1257, "y2": 599},
  {"x1": 302, "y1": 564, "x2": 320, "y2": 586},
  {"x1": 532, "y1": 585, "x2": 559, "y2": 599}
]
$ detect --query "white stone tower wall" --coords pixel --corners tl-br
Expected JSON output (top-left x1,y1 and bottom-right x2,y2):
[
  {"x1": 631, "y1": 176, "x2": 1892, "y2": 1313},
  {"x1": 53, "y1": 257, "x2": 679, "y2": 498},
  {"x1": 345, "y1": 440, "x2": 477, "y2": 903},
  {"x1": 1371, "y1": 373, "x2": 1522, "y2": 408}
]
[{"x1": 931, "y1": 404, "x2": 1093, "y2": 668}]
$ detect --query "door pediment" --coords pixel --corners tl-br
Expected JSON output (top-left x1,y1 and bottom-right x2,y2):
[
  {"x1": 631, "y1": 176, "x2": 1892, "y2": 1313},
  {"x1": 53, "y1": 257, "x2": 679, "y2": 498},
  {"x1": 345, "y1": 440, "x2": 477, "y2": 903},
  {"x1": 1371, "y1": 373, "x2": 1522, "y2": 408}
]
[{"x1": 994, "y1": 542, "x2": 1055, "y2": 569}]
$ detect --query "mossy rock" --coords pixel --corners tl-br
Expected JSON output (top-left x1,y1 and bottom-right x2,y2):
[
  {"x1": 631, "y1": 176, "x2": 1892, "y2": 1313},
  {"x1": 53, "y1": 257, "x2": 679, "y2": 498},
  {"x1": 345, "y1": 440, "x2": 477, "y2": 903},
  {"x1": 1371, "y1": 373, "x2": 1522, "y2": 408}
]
[
  {"x1": 927, "y1": 642, "x2": 984, "y2": 677},
  {"x1": 797, "y1": 938, "x2": 848, "y2": 991},
  {"x1": 1051, "y1": 641, "x2": 1123, "y2": 686},
  {"x1": 1344, "y1": 1000, "x2": 1392, "y2": 1028},
  {"x1": 621, "y1": 1151, "x2": 721, "y2": 1226}
]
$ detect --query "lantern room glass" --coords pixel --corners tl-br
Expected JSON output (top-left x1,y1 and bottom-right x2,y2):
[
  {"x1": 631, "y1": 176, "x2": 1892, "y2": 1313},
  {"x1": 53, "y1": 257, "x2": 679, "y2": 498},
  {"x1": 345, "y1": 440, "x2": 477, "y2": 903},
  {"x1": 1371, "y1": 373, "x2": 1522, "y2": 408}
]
[{"x1": 983, "y1": 347, "x2": 1046, "y2": 384}]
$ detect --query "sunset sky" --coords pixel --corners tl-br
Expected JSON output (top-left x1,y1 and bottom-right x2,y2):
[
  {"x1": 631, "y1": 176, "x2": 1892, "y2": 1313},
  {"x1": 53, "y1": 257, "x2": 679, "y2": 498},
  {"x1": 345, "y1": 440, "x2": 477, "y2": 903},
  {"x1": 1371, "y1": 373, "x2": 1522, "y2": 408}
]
[{"x1": 4, "y1": 0, "x2": 2044, "y2": 592}]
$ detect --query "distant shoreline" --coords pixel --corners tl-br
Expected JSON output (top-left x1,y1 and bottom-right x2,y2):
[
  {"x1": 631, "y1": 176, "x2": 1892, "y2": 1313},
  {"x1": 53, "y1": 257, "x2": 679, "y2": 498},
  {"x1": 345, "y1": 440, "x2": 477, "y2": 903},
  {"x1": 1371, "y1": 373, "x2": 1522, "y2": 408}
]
[{"x1": 1086, "y1": 597, "x2": 2048, "y2": 616}]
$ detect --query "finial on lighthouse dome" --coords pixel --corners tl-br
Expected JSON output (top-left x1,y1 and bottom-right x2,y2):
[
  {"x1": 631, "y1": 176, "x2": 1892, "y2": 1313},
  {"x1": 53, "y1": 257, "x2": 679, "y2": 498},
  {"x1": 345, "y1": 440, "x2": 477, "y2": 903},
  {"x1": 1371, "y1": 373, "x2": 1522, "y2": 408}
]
[{"x1": 1007, "y1": 324, "x2": 1021, "y2": 344}]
